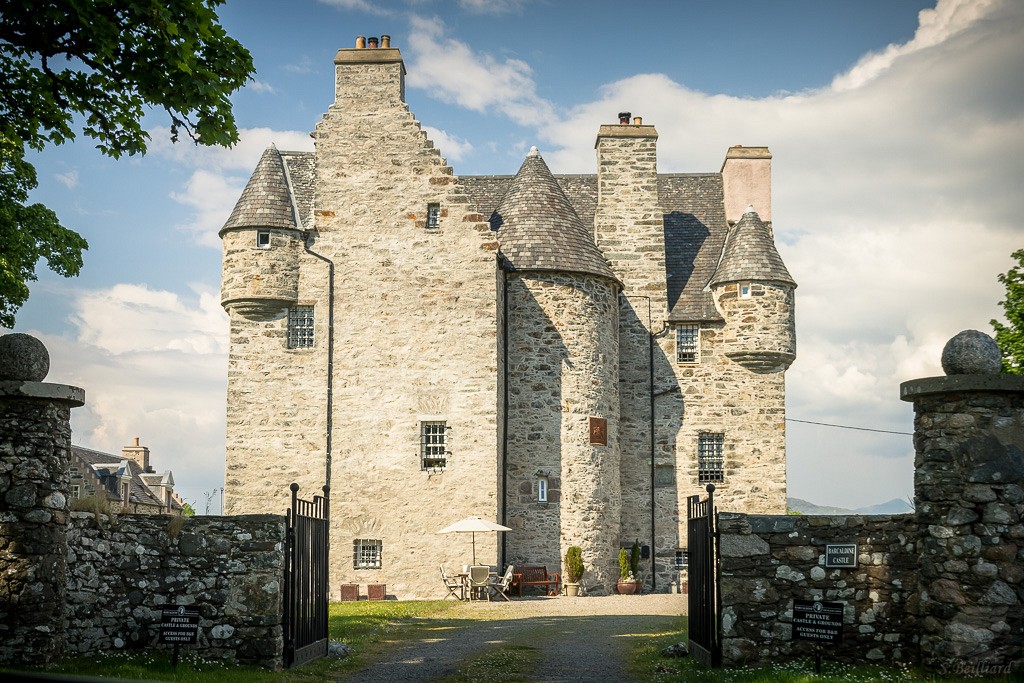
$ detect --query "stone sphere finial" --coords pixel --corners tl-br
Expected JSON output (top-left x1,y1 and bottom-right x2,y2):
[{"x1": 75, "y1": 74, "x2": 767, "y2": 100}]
[
  {"x1": 0, "y1": 333, "x2": 51, "y2": 381},
  {"x1": 941, "y1": 329, "x2": 1002, "y2": 375}
]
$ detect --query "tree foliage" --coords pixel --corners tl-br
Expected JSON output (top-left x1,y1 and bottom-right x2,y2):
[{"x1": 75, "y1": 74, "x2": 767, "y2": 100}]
[
  {"x1": 0, "y1": 0, "x2": 254, "y2": 327},
  {"x1": 991, "y1": 248, "x2": 1024, "y2": 375}
]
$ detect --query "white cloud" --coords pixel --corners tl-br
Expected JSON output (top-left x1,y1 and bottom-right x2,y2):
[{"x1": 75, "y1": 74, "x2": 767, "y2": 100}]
[
  {"x1": 457, "y1": 0, "x2": 527, "y2": 14},
  {"x1": 422, "y1": 126, "x2": 474, "y2": 162},
  {"x1": 32, "y1": 283, "x2": 229, "y2": 508},
  {"x1": 54, "y1": 170, "x2": 79, "y2": 189},
  {"x1": 316, "y1": 0, "x2": 385, "y2": 14},
  {"x1": 249, "y1": 80, "x2": 277, "y2": 95},
  {"x1": 405, "y1": 14, "x2": 556, "y2": 125},
  {"x1": 170, "y1": 170, "x2": 246, "y2": 248}
]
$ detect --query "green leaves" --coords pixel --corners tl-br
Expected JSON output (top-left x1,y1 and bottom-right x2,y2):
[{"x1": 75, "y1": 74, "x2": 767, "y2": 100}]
[
  {"x1": 0, "y1": 0, "x2": 254, "y2": 326},
  {"x1": 991, "y1": 248, "x2": 1024, "y2": 375}
]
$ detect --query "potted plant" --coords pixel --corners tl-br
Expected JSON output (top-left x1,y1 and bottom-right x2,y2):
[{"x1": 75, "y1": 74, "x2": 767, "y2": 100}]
[
  {"x1": 564, "y1": 545, "x2": 584, "y2": 597},
  {"x1": 616, "y1": 547, "x2": 637, "y2": 594},
  {"x1": 630, "y1": 539, "x2": 643, "y2": 594}
]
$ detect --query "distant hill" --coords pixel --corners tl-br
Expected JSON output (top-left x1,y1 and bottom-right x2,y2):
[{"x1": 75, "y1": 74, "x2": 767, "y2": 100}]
[{"x1": 787, "y1": 497, "x2": 914, "y2": 515}]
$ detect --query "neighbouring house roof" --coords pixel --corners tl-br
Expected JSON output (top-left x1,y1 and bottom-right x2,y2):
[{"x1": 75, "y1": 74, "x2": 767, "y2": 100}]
[
  {"x1": 71, "y1": 446, "x2": 180, "y2": 512},
  {"x1": 230, "y1": 148, "x2": 786, "y2": 323}
]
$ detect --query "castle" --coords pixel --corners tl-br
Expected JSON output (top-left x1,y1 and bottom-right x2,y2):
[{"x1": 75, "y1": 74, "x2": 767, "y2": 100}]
[{"x1": 220, "y1": 36, "x2": 796, "y2": 597}]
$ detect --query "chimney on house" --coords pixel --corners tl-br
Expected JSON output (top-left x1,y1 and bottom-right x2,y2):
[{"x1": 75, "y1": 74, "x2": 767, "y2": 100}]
[
  {"x1": 721, "y1": 145, "x2": 772, "y2": 226},
  {"x1": 121, "y1": 436, "x2": 151, "y2": 472},
  {"x1": 333, "y1": 33, "x2": 406, "y2": 105}
]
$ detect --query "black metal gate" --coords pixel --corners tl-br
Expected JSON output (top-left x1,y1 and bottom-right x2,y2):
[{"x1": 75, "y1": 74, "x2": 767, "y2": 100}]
[
  {"x1": 687, "y1": 483, "x2": 721, "y2": 667},
  {"x1": 284, "y1": 483, "x2": 329, "y2": 668}
]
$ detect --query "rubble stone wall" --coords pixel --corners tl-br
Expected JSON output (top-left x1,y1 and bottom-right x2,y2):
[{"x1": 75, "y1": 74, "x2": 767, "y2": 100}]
[{"x1": 64, "y1": 512, "x2": 286, "y2": 670}]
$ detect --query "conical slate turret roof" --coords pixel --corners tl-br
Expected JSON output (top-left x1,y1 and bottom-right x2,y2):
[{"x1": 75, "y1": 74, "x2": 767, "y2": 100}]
[
  {"x1": 220, "y1": 145, "x2": 298, "y2": 233},
  {"x1": 493, "y1": 148, "x2": 616, "y2": 282},
  {"x1": 709, "y1": 207, "x2": 795, "y2": 287}
]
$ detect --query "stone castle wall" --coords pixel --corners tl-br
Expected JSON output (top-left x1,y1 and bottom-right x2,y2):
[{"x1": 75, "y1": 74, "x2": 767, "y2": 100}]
[
  {"x1": 504, "y1": 272, "x2": 621, "y2": 593},
  {"x1": 65, "y1": 513, "x2": 286, "y2": 669}
]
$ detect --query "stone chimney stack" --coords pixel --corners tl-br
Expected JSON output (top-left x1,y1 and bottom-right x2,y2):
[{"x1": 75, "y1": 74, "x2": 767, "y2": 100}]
[
  {"x1": 332, "y1": 33, "x2": 406, "y2": 107},
  {"x1": 721, "y1": 145, "x2": 771, "y2": 226},
  {"x1": 121, "y1": 436, "x2": 150, "y2": 471},
  {"x1": 594, "y1": 115, "x2": 663, "y2": 308}
]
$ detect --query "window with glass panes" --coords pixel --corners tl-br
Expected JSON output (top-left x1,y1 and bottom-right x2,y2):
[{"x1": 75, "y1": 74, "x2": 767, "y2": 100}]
[
  {"x1": 698, "y1": 432, "x2": 724, "y2": 483},
  {"x1": 287, "y1": 306, "x2": 314, "y2": 349},
  {"x1": 353, "y1": 539, "x2": 382, "y2": 569},
  {"x1": 420, "y1": 421, "x2": 447, "y2": 470},
  {"x1": 676, "y1": 324, "x2": 700, "y2": 363}
]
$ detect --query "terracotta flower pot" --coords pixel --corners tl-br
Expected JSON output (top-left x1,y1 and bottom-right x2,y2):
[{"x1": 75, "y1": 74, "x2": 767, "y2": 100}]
[{"x1": 616, "y1": 580, "x2": 637, "y2": 595}]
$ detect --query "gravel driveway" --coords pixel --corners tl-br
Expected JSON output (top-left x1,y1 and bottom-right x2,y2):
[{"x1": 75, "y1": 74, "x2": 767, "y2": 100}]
[{"x1": 342, "y1": 594, "x2": 687, "y2": 682}]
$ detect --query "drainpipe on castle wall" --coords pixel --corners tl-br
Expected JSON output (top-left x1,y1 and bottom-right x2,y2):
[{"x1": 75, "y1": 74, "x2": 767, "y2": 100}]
[
  {"x1": 302, "y1": 237, "x2": 335, "y2": 497},
  {"x1": 499, "y1": 260, "x2": 510, "y2": 568}
]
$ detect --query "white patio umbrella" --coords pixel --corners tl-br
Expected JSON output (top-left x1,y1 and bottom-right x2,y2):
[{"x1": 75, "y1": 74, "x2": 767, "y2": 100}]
[{"x1": 437, "y1": 516, "x2": 512, "y2": 565}]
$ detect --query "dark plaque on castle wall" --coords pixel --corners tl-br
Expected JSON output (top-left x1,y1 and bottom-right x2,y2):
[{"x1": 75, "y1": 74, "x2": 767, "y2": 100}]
[
  {"x1": 159, "y1": 605, "x2": 200, "y2": 645},
  {"x1": 792, "y1": 599, "x2": 843, "y2": 644},
  {"x1": 589, "y1": 417, "x2": 607, "y2": 446},
  {"x1": 824, "y1": 543, "x2": 858, "y2": 568}
]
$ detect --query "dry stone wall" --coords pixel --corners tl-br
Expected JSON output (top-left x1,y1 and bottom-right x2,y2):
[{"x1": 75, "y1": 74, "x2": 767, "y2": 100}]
[
  {"x1": 64, "y1": 513, "x2": 286, "y2": 669},
  {"x1": 718, "y1": 513, "x2": 919, "y2": 666}
]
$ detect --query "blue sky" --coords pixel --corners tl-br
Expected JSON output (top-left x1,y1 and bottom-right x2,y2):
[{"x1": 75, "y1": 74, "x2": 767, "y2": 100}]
[{"x1": 11, "y1": 0, "x2": 1023, "y2": 510}]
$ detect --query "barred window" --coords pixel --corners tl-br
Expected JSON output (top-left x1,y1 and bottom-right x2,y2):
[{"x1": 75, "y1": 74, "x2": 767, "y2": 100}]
[
  {"x1": 426, "y1": 203, "x2": 441, "y2": 229},
  {"x1": 421, "y1": 421, "x2": 448, "y2": 470},
  {"x1": 287, "y1": 306, "x2": 314, "y2": 349},
  {"x1": 674, "y1": 550, "x2": 689, "y2": 569},
  {"x1": 353, "y1": 539, "x2": 382, "y2": 569},
  {"x1": 676, "y1": 324, "x2": 700, "y2": 363},
  {"x1": 698, "y1": 432, "x2": 724, "y2": 483}
]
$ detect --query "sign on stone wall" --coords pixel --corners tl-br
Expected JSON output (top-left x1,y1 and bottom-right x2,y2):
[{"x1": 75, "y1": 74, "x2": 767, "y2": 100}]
[
  {"x1": 792, "y1": 599, "x2": 843, "y2": 644},
  {"x1": 824, "y1": 543, "x2": 858, "y2": 568},
  {"x1": 159, "y1": 605, "x2": 200, "y2": 645},
  {"x1": 589, "y1": 417, "x2": 607, "y2": 445}
]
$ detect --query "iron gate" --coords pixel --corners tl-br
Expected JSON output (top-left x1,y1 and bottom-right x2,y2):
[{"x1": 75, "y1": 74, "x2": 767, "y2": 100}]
[
  {"x1": 284, "y1": 483, "x2": 329, "y2": 668},
  {"x1": 687, "y1": 483, "x2": 721, "y2": 667}
]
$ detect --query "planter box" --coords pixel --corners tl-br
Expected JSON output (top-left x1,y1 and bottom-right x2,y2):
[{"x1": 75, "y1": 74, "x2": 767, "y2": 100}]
[
  {"x1": 366, "y1": 583, "x2": 386, "y2": 601},
  {"x1": 339, "y1": 583, "x2": 360, "y2": 601}
]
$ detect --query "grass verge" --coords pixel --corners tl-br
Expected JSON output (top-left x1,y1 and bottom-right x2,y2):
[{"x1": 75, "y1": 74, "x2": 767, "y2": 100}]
[
  {"x1": 440, "y1": 644, "x2": 540, "y2": 683},
  {"x1": 3, "y1": 600, "x2": 458, "y2": 683}
]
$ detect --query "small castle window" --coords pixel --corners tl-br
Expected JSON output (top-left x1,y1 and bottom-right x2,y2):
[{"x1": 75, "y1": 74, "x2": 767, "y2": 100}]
[
  {"x1": 739, "y1": 282, "x2": 751, "y2": 298},
  {"x1": 538, "y1": 477, "x2": 548, "y2": 502},
  {"x1": 287, "y1": 306, "x2": 315, "y2": 349},
  {"x1": 426, "y1": 203, "x2": 441, "y2": 229},
  {"x1": 257, "y1": 231, "x2": 271, "y2": 249},
  {"x1": 676, "y1": 324, "x2": 700, "y2": 364},
  {"x1": 698, "y1": 432, "x2": 725, "y2": 483},
  {"x1": 353, "y1": 539, "x2": 382, "y2": 569},
  {"x1": 674, "y1": 550, "x2": 689, "y2": 569},
  {"x1": 420, "y1": 421, "x2": 448, "y2": 470}
]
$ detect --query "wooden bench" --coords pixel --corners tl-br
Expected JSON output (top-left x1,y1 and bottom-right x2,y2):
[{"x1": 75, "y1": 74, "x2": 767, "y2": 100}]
[{"x1": 513, "y1": 565, "x2": 560, "y2": 596}]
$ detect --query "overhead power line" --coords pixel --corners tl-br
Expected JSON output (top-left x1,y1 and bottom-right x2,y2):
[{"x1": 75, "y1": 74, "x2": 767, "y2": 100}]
[{"x1": 786, "y1": 418, "x2": 912, "y2": 436}]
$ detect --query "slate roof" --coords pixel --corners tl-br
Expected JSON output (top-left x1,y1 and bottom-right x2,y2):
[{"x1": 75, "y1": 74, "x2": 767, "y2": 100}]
[
  {"x1": 490, "y1": 149, "x2": 616, "y2": 282},
  {"x1": 709, "y1": 208, "x2": 795, "y2": 288},
  {"x1": 229, "y1": 149, "x2": 792, "y2": 322},
  {"x1": 221, "y1": 146, "x2": 300, "y2": 233},
  {"x1": 72, "y1": 446, "x2": 178, "y2": 511}
]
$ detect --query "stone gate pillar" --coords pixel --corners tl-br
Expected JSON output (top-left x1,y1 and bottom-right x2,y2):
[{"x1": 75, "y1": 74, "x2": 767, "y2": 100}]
[
  {"x1": 901, "y1": 330, "x2": 1023, "y2": 675},
  {"x1": 0, "y1": 334, "x2": 84, "y2": 665}
]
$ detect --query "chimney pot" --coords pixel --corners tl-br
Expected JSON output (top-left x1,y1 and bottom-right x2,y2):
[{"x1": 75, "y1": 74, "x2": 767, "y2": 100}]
[
  {"x1": 134, "y1": 436, "x2": 140, "y2": 446},
  {"x1": 355, "y1": 35, "x2": 366, "y2": 49},
  {"x1": 380, "y1": 34, "x2": 391, "y2": 48},
  {"x1": 633, "y1": 116, "x2": 642, "y2": 125},
  {"x1": 368, "y1": 36, "x2": 379, "y2": 48},
  {"x1": 618, "y1": 112, "x2": 631, "y2": 125}
]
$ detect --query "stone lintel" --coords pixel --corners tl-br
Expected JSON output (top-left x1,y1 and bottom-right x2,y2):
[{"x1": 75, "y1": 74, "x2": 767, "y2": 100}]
[
  {"x1": 595, "y1": 124, "x2": 658, "y2": 147},
  {"x1": 334, "y1": 47, "x2": 405, "y2": 68},
  {"x1": 0, "y1": 379, "x2": 85, "y2": 407},
  {"x1": 900, "y1": 374, "x2": 1024, "y2": 401}
]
